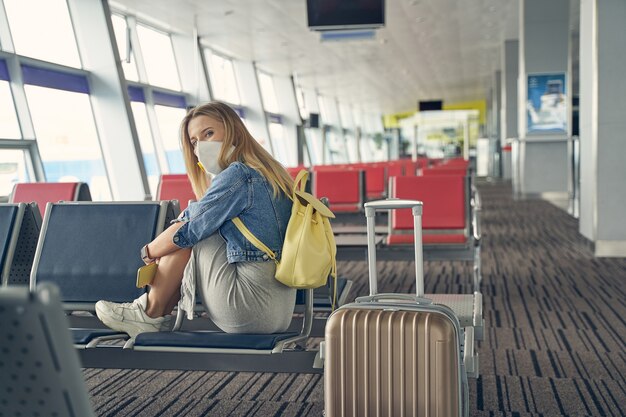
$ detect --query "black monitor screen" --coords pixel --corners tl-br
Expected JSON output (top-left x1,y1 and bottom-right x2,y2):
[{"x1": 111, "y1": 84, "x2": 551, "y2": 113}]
[
  {"x1": 307, "y1": 0, "x2": 385, "y2": 30},
  {"x1": 419, "y1": 100, "x2": 443, "y2": 111},
  {"x1": 308, "y1": 113, "x2": 320, "y2": 128}
]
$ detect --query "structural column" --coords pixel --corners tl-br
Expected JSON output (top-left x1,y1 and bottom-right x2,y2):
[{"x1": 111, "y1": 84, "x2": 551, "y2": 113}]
[
  {"x1": 516, "y1": 0, "x2": 571, "y2": 199},
  {"x1": 501, "y1": 40, "x2": 518, "y2": 180},
  {"x1": 488, "y1": 71, "x2": 501, "y2": 178},
  {"x1": 579, "y1": 0, "x2": 626, "y2": 256},
  {"x1": 68, "y1": 0, "x2": 150, "y2": 200}
]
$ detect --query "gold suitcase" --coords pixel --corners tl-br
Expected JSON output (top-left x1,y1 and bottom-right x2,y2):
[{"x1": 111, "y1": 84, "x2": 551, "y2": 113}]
[{"x1": 324, "y1": 199, "x2": 467, "y2": 417}]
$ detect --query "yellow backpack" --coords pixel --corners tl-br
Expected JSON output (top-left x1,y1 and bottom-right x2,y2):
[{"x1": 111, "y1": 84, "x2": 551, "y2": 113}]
[{"x1": 232, "y1": 170, "x2": 337, "y2": 295}]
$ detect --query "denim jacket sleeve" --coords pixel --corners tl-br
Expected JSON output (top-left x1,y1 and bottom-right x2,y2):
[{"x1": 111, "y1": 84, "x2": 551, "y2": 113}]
[{"x1": 172, "y1": 163, "x2": 249, "y2": 248}]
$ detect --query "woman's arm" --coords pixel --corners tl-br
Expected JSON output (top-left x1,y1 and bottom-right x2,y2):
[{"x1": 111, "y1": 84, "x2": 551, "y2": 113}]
[{"x1": 145, "y1": 221, "x2": 186, "y2": 260}]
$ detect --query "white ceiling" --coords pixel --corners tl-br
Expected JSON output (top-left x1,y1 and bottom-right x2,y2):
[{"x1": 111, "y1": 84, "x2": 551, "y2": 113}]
[{"x1": 110, "y1": 0, "x2": 521, "y2": 114}]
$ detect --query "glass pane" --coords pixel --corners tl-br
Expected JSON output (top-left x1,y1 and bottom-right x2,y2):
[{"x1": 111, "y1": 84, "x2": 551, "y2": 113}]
[
  {"x1": 205, "y1": 50, "x2": 240, "y2": 104},
  {"x1": 353, "y1": 109, "x2": 363, "y2": 130},
  {"x1": 318, "y1": 96, "x2": 328, "y2": 125},
  {"x1": 154, "y1": 105, "x2": 186, "y2": 173},
  {"x1": 4, "y1": 0, "x2": 81, "y2": 68},
  {"x1": 327, "y1": 128, "x2": 347, "y2": 164},
  {"x1": 339, "y1": 104, "x2": 354, "y2": 130},
  {"x1": 0, "y1": 149, "x2": 31, "y2": 196},
  {"x1": 24, "y1": 85, "x2": 112, "y2": 200},
  {"x1": 295, "y1": 86, "x2": 307, "y2": 120},
  {"x1": 0, "y1": 81, "x2": 21, "y2": 138},
  {"x1": 258, "y1": 72, "x2": 279, "y2": 113},
  {"x1": 268, "y1": 122, "x2": 286, "y2": 165},
  {"x1": 111, "y1": 14, "x2": 139, "y2": 82},
  {"x1": 360, "y1": 136, "x2": 374, "y2": 162},
  {"x1": 319, "y1": 96, "x2": 339, "y2": 126},
  {"x1": 345, "y1": 133, "x2": 359, "y2": 163},
  {"x1": 136, "y1": 25, "x2": 180, "y2": 90},
  {"x1": 131, "y1": 102, "x2": 159, "y2": 196},
  {"x1": 305, "y1": 129, "x2": 323, "y2": 165}
]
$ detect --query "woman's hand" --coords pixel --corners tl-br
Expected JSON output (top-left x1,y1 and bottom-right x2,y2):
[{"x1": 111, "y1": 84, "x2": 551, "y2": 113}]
[{"x1": 143, "y1": 221, "x2": 187, "y2": 260}]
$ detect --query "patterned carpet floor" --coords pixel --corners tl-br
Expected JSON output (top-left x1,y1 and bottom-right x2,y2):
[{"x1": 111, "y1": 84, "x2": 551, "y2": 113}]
[{"x1": 84, "y1": 181, "x2": 626, "y2": 416}]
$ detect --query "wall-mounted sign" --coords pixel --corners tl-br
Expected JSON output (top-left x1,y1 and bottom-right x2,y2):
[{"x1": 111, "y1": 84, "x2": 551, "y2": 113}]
[{"x1": 527, "y1": 73, "x2": 567, "y2": 134}]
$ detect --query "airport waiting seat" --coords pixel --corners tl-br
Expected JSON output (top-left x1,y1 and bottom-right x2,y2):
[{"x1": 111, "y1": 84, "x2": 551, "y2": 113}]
[
  {"x1": 354, "y1": 164, "x2": 386, "y2": 199},
  {"x1": 26, "y1": 200, "x2": 331, "y2": 372},
  {"x1": 30, "y1": 201, "x2": 178, "y2": 347},
  {"x1": 78, "y1": 286, "x2": 321, "y2": 373},
  {"x1": 333, "y1": 178, "x2": 484, "y2": 346},
  {"x1": 156, "y1": 174, "x2": 196, "y2": 210},
  {"x1": 388, "y1": 177, "x2": 483, "y2": 344},
  {"x1": 389, "y1": 175, "x2": 467, "y2": 245},
  {"x1": 132, "y1": 288, "x2": 311, "y2": 355},
  {"x1": 0, "y1": 203, "x2": 41, "y2": 286},
  {"x1": 0, "y1": 283, "x2": 96, "y2": 417},
  {"x1": 9, "y1": 182, "x2": 91, "y2": 217},
  {"x1": 385, "y1": 162, "x2": 404, "y2": 178},
  {"x1": 312, "y1": 169, "x2": 365, "y2": 213},
  {"x1": 359, "y1": 198, "x2": 481, "y2": 378},
  {"x1": 389, "y1": 175, "x2": 482, "y2": 289}
]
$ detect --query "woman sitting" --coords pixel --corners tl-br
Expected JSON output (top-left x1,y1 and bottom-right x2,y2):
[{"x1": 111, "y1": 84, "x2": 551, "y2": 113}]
[{"x1": 96, "y1": 101, "x2": 296, "y2": 337}]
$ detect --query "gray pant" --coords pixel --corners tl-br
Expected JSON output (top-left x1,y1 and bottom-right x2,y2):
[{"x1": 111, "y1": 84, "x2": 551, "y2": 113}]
[{"x1": 179, "y1": 234, "x2": 296, "y2": 333}]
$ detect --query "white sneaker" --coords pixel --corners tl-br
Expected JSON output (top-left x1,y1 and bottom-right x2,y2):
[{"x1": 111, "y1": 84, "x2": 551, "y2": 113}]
[{"x1": 95, "y1": 293, "x2": 173, "y2": 338}]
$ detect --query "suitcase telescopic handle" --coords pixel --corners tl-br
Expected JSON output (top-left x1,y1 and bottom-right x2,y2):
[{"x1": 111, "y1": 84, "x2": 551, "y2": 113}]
[
  {"x1": 355, "y1": 293, "x2": 433, "y2": 304},
  {"x1": 364, "y1": 199, "x2": 424, "y2": 298}
]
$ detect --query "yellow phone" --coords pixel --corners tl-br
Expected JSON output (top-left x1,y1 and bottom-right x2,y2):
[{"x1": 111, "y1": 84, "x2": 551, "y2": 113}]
[{"x1": 136, "y1": 263, "x2": 157, "y2": 288}]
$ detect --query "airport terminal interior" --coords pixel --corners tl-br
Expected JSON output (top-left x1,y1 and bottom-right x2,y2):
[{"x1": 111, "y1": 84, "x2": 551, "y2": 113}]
[{"x1": 0, "y1": 0, "x2": 625, "y2": 416}]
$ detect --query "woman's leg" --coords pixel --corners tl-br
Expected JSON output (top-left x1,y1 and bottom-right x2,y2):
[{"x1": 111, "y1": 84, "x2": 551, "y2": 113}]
[{"x1": 145, "y1": 247, "x2": 192, "y2": 318}]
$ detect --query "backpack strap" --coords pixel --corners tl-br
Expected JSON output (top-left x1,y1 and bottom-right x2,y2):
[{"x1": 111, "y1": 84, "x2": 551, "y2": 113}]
[
  {"x1": 294, "y1": 170, "x2": 308, "y2": 193},
  {"x1": 232, "y1": 217, "x2": 278, "y2": 263}
]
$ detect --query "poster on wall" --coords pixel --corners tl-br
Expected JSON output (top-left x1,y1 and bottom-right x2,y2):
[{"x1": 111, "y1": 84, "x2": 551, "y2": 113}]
[{"x1": 526, "y1": 73, "x2": 567, "y2": 134}]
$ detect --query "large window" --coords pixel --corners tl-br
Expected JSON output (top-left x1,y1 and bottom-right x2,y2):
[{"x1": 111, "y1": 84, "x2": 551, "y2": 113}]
[
  {"x1": 326, "y1": 127, "x2": 348, "y2": 164},
  {"x1": 305, "y1": 129, "x2": 324, "y2": 166},
  {"x1": 0, "y1": 149, "x2": 32, "y2": 196},
  {"x1": 3, "y1": 0, "x2": 81, "y2": 68},
  {"x1": 155, "y1": 104, "x2": 186, "y2": 174},
  {"x1": 110, "y1": 14, "x2": 139, "y2": 82},
  {"x1": 136, "y1": 24, "x2": 180, "y2": 91},
  {"x1": 0, "y1": 80, "x2": 21, "y2": 139},
  {"x1": 340, "y1": 103, "x2": 358, "y2": 162},
  {"x1": 205, "y1": 50, "x2": 240, "y2": 104},
  {"x1": 258, "y1": 72, "x2": 279, "y2": 114},
  {"x1": 24, "y1": 85, "x2": 112, "y2": 200},
  {"x1": 268, "y1": 120, "x2": 287, "y2": 165},
  {"x1": 130, "y1": 101, "x2": 159, "y2": 195}
]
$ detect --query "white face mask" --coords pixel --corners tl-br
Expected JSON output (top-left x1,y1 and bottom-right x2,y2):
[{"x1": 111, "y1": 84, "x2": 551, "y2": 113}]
[{"x1": 194, "y1": 141, "x2": 234, "y2": 178}]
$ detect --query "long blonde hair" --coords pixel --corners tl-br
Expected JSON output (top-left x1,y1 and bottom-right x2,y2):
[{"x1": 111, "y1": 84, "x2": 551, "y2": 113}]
[{"x1": 180, "y1": 101, "x2": 294, "y2": 199}]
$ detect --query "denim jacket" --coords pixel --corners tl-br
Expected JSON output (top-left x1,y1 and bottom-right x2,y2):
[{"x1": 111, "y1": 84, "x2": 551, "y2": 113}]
[{"x1": 172, "y1": 162, "x2": 293, "y2": 263}]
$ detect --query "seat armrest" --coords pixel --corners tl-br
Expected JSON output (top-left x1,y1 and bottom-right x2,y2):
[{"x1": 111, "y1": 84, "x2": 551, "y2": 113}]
[{"x1": 471, "y1": 189, "x2": 482, "y2": 242}]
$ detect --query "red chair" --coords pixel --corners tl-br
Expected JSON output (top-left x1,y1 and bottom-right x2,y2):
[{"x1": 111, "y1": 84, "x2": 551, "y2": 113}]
[
  {"x1": 388, "y1": 176, "x2": 467, "y2": 245},
  {"x1": 312, "y1": 170, "x2": 364, "y2": 213},
  {"x1": 349, "y1": 164, "x2": 386, "y2": 199},
  {"x1": 386, "y1": 173, "x2": 484, "y2": 287},
  {"x1": 9, "y1": 182, "x2": 91, "y2": 217},
  {"x1": 156, "y1": 175, "x2": 196, "y2": 210}
]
